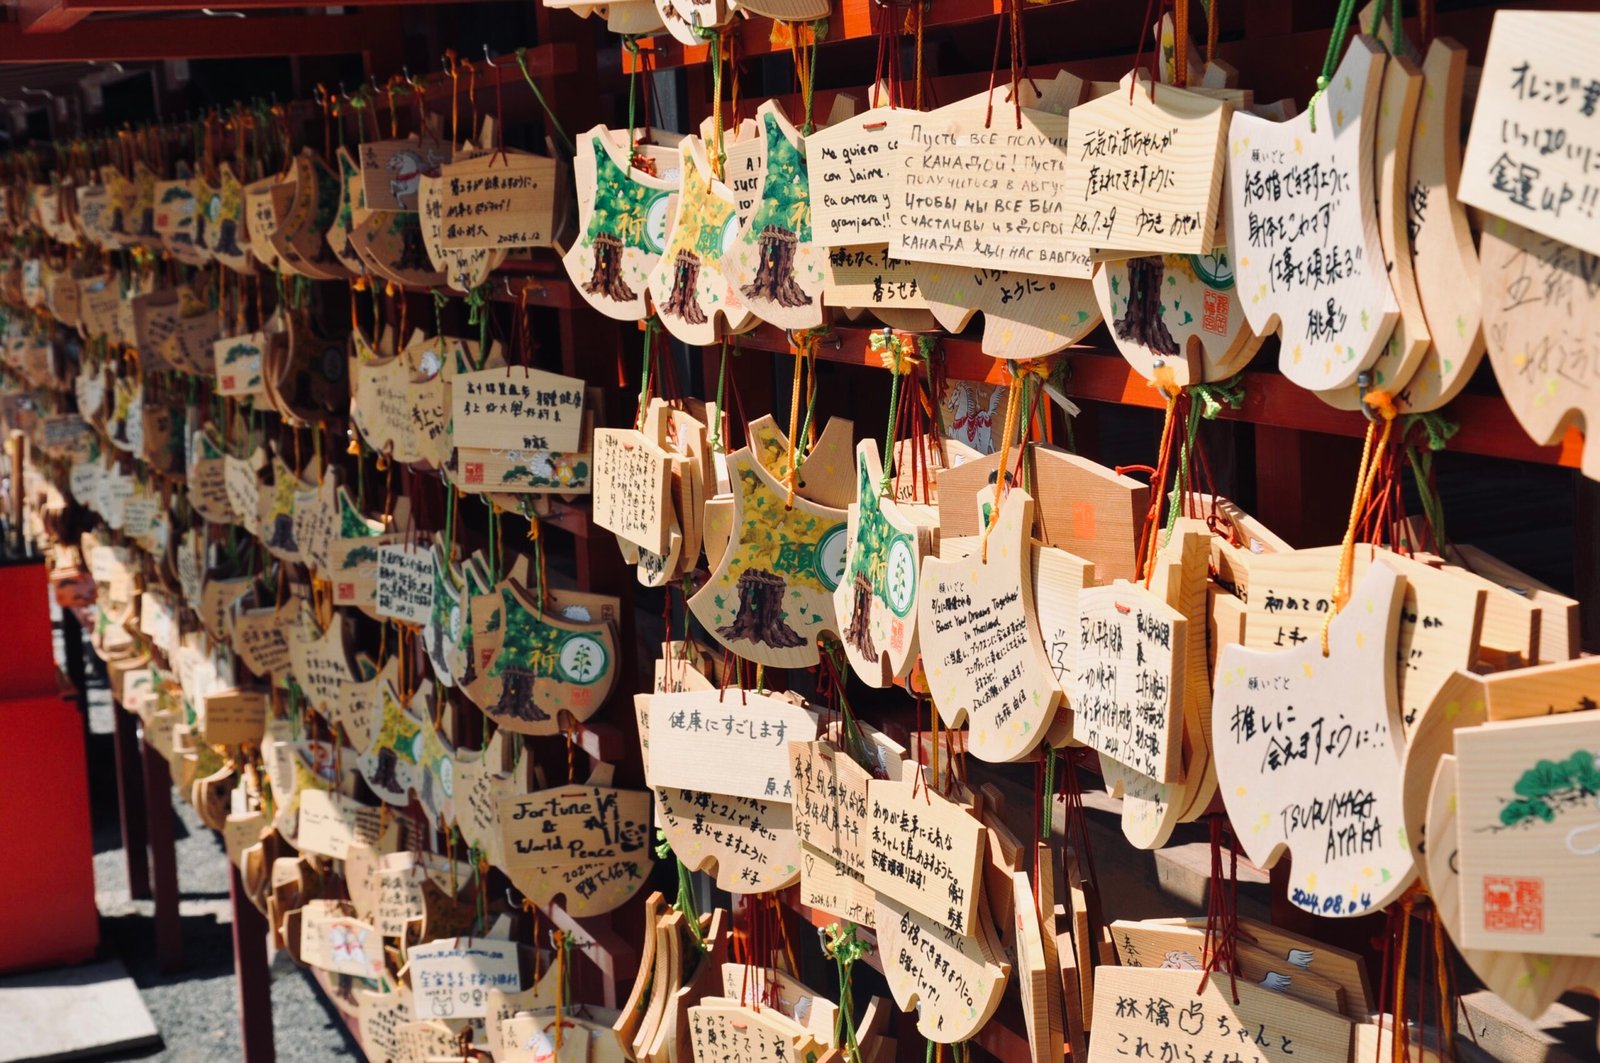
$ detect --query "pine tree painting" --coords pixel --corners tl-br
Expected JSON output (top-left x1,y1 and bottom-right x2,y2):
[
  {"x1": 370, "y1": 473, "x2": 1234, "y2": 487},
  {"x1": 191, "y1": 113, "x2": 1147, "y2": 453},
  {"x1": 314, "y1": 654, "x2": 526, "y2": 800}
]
[{"x1": 1496, "y1": 750, "x2": 1600, "y2": 828}]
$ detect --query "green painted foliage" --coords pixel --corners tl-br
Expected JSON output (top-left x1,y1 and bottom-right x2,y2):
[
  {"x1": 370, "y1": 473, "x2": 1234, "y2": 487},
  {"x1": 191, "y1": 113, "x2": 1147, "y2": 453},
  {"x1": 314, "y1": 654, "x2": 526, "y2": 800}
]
[
  {"x1": 1498, "y1": 750, "x2": 1600, "y2": 827},
  {"x1": 581, "y1": 136, "x2": 657, "y2": 250},
  {"x1": 746, "y1": 114, "x2": 812, "y2": 243}
]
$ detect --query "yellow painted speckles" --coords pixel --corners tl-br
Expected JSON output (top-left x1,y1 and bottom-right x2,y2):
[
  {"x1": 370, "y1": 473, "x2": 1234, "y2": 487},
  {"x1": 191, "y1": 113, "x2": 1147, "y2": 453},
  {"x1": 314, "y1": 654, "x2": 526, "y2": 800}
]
[
  {"x1": 999, "y1": 328, "x2": 1014, "y2": 346},
  {"x1": 1533, "y1": 957, "x2": 1554, "y2": 977},
  {"x1": 1323, "y1": 357, "x2": 1332, "y2": 375},
  {"x1": 1336, "y1": 109, "x2": 1346, "y2": 129},
  {"x1": 1355, "y1": 630, "x2": 1366, "y2": 649},
  {"x1": 1292, "y1": 344, "x2": 1303, "y2": 364},
  {"x1": 1294, "y1": 137, "x2": 1303, "y2": 155},
  {"x1": 1415, "y1": 119, "x2": 1428, "y2": 141},
  {"x1": 1363, "y1": 866, "x2": 1374, "y2": 877},
  {"x1": 1306, "y1": 872, "x2": 1318, "y2": 890},
  {"x1": 1301, "y1": 661, "x2": 1314, "y2": 679},
  {"x1": 1235, "y1": 785, "x2": 1248, "y2": 797},
  {"x1": 1365, "y1": 597, "x2": 1375, "y2": 614},
  {"x1": 1344, "y1": 75, "x2": 1352, "y2": 92},
  {"x1": 1447, "y1": 793, "x2": 1457, "y2": 814},
  {"x1": 1444, "y1": 699, "x2": 1460, "y2": 720}
]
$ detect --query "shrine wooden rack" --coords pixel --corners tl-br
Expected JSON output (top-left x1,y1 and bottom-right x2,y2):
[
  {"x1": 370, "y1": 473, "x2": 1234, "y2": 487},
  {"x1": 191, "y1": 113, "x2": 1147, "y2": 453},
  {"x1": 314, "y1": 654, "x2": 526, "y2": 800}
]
[{"x1": 38, "y1": 0, "x2": 1600, "y2": 1060}]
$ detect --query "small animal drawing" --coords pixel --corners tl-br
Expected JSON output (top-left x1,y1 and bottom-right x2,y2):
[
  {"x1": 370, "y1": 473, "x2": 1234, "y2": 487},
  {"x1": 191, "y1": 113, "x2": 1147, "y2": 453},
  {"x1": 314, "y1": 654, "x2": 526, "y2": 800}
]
[{"x1": 388, "y1": 148, "x2": 444, "y2": 209}]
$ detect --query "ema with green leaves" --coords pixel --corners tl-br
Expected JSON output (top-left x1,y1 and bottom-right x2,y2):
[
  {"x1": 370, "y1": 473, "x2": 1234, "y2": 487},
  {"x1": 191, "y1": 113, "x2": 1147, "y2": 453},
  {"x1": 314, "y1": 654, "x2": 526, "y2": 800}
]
[{"x1": 1498, "y1": 750, "x2": 1600, "y2": 828}]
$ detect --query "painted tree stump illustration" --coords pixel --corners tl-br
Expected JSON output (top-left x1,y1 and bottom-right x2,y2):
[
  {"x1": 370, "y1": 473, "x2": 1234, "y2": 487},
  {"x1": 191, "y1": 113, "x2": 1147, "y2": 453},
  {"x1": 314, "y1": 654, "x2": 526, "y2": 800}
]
[
  {"x1": 741, "y1": 225, "x2": 809, "y2": 308},
  {"x1": 1114, "y1": 257, "x2": 1181, "y2": 358},
  {"x1": 584, "y1": 232, "x2": 637, "y2": 302},
  {"x1": 842, "y1": 571, "x2": 877, "y2": 661},
  {"x1": 716, "y1": 568, "x2": 807, "y2": 649},
  {"x1": 661, "y1": 249, "x2": 707, "y2": 324}
]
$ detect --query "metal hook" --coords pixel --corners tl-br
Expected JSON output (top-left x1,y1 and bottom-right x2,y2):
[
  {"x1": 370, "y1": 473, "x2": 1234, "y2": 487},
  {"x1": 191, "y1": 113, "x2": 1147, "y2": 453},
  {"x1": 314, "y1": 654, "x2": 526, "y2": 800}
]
[
  {"x1": 1355, "y1": 370, "x2": 1379, "y2": 423},
  {"x1": 482, "y1": 44, "x2": 500, "y2": 68},
  {"x1": 19, "y1": 87, "x2": 54, "y2": 100},
  {"x1": 201, "y1": 7, "x2": 246, "y2": 16}
]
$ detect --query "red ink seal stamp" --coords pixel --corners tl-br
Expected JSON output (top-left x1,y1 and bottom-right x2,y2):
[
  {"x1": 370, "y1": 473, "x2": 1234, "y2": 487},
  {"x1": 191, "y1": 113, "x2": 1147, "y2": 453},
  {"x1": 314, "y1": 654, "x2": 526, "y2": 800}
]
[
  {"x1": 1202, "y1": 288, "x2": 1230, "y2": 336},
  {"x1": 465, "y1": 462, "x2": 485, "y2": 485},
  {"x1": 1483, "y1": 875, "x2": 1543, "y2": 933}
]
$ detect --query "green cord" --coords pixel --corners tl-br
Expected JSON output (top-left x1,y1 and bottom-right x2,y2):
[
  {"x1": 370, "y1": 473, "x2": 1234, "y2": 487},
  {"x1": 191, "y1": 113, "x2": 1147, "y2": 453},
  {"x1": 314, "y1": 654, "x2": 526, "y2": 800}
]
[
  {"x1": 636, "y1": 317, "x2": 658, "y2": 427},
  {"x1": 1308, "y1": 0, "x2": 1360, "y2": 132},
  {"x1": 710, "y1": 338, "x2": 729, "y2": 454},
  {"x1": 1041, "y1": 747, "x2": 1057, "y2": 840},
  {"x1": 654, "y1": 830, "x2": 707, "y2": 950},
  {"x1": 514, "y1": 48, "x2": 575, "y2": 155},
  {"x1": 821, "y1": 923, "x2": 869, "y2": 1061}
]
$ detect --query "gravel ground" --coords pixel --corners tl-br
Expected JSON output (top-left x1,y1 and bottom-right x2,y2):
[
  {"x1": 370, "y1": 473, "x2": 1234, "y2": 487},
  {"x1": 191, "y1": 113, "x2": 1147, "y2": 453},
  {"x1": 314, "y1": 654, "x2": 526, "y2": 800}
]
[{"x1": 76, "y1": 637, "x2": 361, "y2": 1061}]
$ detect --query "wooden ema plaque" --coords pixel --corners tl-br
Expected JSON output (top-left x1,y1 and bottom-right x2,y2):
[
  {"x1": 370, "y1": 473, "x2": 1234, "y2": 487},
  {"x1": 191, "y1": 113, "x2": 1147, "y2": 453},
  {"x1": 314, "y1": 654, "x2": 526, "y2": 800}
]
[
  {"x1": 1098, "y1": 521, "x2": 1221, "y2": 849},
  {"x1": 1061, "y1": 74, "x2": 1231, "y2": 254},
  {"x1": 592, "y1": 427, "x2": 673, "y2": 553},
  {"x1": 1424, "y1": 755, "x2": 1600, "y2": 1019},
  {"x1": 351, "y1": 204, "x2": 445, "y2": 290},
  {"x1": 1455, "y1": 712, "x2": 1600, "y2": 957},
  {"x1": 1480, "y1": 214, "x2": 1600, "y2": 480},
  {"x1": 864, "y1": 773, "x2": 985, "y2": 936},
  {"x1": 917, "y1": 488, "x2": 1060, "y2": 761},
  {"x1": 686, "y1": 998, "x2": 825, "y2": 1063},
  {"x1": 563, "y1": 126, "x2": 677, "y2": 322},
  {"x1": 1110, "y1": 918, "x2": 1356, "y2": 1018},
  {"x1": 688, "y1": 449, "x2": 848, "y2": 669},
  {"x1": 1226, "y1": 36, "x2": 1400, "y2": 391},
  {"x1": 295, "y1": 789, "x2": 397, "y2": 861},
  {"x1": 720, "y1": 103, "x2": 828, "y2": 331},
  {"x1": 1087, "y1": 967, "x2": 1354, "y2": 1063},
  {"x1": 640, "y1": 689, "x2": 804, "y2": 894},
  {"x1": 409, "y1": 934, "x2": 521, "y2": 1020},
  {"x1": 1241, "y1": 544, "x2": 1485, "y2": 736},
  {"x1": 1071, "y1": 580, "x2": 1187, "y2": 783},
  {"x1": 437, "y1": 150, "x2": 558, "y2": 250},
  {"x1": 203, "y1": 164, "x2": 254, "y2": 274},
  {"x1": 465, "y1": 580, "x2": 617, "y2": 735},
  {"x1": 1214, "y1": 563, "x2": 1416, "y2": 918},
  {"x1": 875, "y1": 894, "x2": 1010, "y2": 1044},
  {"x1": 647, "y1": 136, "x2": 754, "y2": 345},
  {"x1": 833, "y1": 439, "x2": 933, "y2": 687},
  {"x1": 299, "y1": 899, "x2": 385, "y2": 980},
  {"x1": 1399, "y1": 669, "x2": 1488, "y2": 880},
  {"x1": 1458, "y1": 11, "x2": 1600, "y2": 257},
  {"x1": 450, "y1": 365, "x2": 585, "y2": 454},
  {"x1": 805, "y1": 106, "x2": 905, "y2": 246},
  {"x1": 1319, "y1": 34, "x2": 1433, "y2": 411},
  {"x1": 646, "y1": 689, "x2": 818, "y2": 801},
  {"x1": 499, "y1": 784, "x2": 651, "y2": 872},
  {"x1": 359, "y1": 137, "x2": 448, "y2": 213},
  {"x1": 888, "y1": 84, "x2": 1084, "y2": 278},
  {"x1": 1093, "y1": 249, "x2": 1264, "y2": 385}
]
